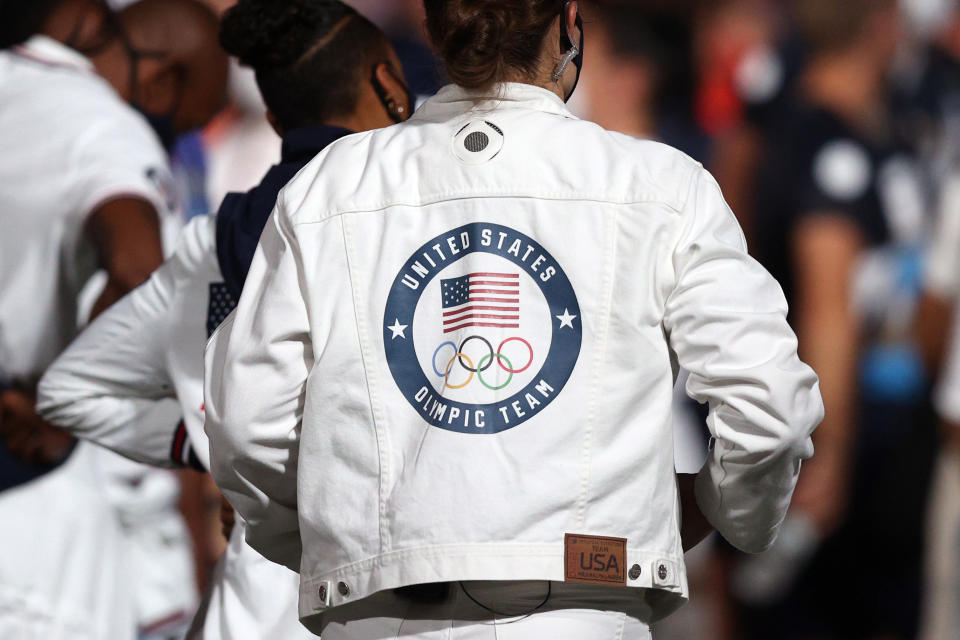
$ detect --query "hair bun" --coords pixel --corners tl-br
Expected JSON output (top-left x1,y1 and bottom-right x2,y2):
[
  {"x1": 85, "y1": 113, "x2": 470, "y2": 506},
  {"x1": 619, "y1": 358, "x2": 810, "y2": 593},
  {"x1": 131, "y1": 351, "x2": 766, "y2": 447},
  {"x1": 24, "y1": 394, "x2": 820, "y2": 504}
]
[
  {"x1": 219, "y1": 0, "x2": 354, "y2": 70},
  {"x1": 425, "y1": 0, "x2": 561, "y2": 90},
  {"x1": 442, "y1": 7, "x2": 513, "y2": 89}
]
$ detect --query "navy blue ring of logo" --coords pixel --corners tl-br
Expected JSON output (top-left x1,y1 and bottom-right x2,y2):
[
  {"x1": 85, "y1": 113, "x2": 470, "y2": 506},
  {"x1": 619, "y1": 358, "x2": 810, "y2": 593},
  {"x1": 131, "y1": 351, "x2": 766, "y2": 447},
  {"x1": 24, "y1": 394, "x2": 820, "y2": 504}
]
[{"x1": 383, "y1": 222, "x2": 581, "y2": 434}]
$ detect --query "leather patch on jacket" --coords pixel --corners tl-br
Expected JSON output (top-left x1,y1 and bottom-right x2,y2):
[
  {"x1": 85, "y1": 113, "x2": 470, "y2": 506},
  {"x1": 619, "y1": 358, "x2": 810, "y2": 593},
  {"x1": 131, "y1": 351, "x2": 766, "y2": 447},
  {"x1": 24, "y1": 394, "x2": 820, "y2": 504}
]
[{"x1": 564, "y1": 533, "x2": 627, "y2": 586}]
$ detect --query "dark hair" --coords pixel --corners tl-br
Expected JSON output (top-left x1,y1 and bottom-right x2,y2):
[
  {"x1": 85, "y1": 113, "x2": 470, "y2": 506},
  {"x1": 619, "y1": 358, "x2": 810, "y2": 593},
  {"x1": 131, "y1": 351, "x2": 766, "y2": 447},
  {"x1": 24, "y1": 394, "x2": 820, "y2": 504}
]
[
  {"x1": 0, "y1": 0, "x2": 66, "y2": 49},
  {"x1": 219, "y1": 0, "x2": 390, "y2": 130},
  {"x1": 792, "y1": 0, "x2": 896, "y2": 55},
  {"x1": 423, "y1": 0, "x2": 563, "y2": 90}
]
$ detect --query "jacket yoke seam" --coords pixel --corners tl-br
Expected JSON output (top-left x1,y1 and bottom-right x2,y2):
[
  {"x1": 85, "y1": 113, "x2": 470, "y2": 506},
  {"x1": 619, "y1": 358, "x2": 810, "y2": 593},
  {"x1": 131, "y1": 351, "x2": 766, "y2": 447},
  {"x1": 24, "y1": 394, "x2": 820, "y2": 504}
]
[{"x1": 288, "y1": 192, "x2": 691, "y2": 228}]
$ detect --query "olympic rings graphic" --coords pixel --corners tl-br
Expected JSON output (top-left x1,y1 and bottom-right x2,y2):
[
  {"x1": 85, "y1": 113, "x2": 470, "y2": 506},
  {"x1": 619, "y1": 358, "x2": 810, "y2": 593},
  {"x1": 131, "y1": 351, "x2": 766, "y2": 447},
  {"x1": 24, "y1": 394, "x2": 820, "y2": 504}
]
[
  {"x1": 432, "y1": 342, "x2": 457, "y2": 377},
  {"x1": 432, "y1": 335, "x2": 534, "y2": 390},
  {"x1": 477, "y1": 353, "x2": 513, "y2": 390},
  {"x1": 497, "y1": 337, "x2": 534, "y2": 374},
  {"x1": 458, "y1": 336, "x2": 494, "y2": 373},
  {"x1": 443, "y1": 353, "x2": 474, "y2": 390}
]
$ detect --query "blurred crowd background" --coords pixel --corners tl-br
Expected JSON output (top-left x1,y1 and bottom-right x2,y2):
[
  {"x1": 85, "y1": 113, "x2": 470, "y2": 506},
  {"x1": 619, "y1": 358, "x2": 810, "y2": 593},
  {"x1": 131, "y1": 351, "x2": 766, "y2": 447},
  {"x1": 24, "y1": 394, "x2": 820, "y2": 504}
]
[{"x1": 6, "y1": 0, "x2": 960, "y2": 638}]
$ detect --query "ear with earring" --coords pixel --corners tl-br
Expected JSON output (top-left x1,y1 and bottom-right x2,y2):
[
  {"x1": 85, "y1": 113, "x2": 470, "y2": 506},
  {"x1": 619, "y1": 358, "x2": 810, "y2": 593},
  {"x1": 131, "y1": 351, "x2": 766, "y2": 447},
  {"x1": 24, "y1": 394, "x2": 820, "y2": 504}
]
[
  {"x1": 371, "y1": 63, "x2": 411, "y2": 124},
  {"x1": 387, "y1": 98, "x2": 406, "y2": 120}
]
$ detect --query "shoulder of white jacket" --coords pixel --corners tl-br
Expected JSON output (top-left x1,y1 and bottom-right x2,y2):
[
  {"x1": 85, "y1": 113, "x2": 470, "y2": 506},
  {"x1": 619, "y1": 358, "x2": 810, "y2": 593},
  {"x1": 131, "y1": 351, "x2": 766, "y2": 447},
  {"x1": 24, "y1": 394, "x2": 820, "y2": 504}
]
[
  {"x1": 277, "y1": 127, "x2": 381, "y2": 220},
  {"x1": 278, "y1": 117, "x2": 704, "y2": 225},
  {"x1": 602, "y1": 128, "x2": 704, "y2": 205},
  {"x1": 167, "y1": 214, "x2": 218, "y2": 277},
  {"x1": 604, "y1": 127, "x2": 701, "y2": 169}
]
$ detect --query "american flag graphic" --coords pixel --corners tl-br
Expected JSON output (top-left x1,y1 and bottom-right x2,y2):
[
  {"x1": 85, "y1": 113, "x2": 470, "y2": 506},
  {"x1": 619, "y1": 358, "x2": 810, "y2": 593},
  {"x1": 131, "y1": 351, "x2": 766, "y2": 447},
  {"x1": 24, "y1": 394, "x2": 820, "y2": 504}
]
[
  {"x1": 207, "y1": 283, "x2": 237, "y2": 338},
  {"x1": 441, "y1": 273, "x2": 520, "y2": 333}
]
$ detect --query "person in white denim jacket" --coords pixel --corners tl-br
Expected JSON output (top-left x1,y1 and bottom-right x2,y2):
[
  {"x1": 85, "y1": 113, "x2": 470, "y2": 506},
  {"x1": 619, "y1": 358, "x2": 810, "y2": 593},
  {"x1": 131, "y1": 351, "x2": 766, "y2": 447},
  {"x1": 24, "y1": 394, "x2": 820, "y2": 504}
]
[{"x1": 204, "y1": 1, "x2": 824, "y2": 637}]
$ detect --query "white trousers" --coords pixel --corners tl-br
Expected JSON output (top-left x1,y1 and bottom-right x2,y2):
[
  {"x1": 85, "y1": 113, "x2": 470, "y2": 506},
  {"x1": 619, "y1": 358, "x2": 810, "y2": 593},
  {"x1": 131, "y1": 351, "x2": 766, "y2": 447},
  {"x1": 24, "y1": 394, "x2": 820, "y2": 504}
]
[
  {"x1": 190, "y1": 519, "x2": 316, "y2": 639},
  {"x1": 101, "y1": 454, "x2": 198, "y2": 634},
  {"x1": 318, "y1": 581, "x2": 653, "y2": 640}
]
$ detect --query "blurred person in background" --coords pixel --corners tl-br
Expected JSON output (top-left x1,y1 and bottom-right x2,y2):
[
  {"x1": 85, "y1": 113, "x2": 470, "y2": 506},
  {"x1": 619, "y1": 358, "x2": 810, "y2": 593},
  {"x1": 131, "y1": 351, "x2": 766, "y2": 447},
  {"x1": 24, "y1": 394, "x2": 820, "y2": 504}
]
[
  {"x1": 349, "y1": 0, "x2": 443, "y2": 99},
  {"x1": 201, "y1": 0, "x2": 440, "y2": 218},
  {"x1": 37, "y1": 1, "x2": 412, "y2": 637},
  {"x1": 723, "y1": 1, "x2": 937, "y2": 638},
  {"x1": 0, "y1": 0, "x2": 227, "y2": 637},
  {"x1": 901, "y1": 5, "x2": 960, "y2": 635},
  {"x1": 918, "y1": 164, "x2": 960, "y2": 640},
  {"x1": 900, "y1": 0, "x2": 960, "y2": 385},
  {"x1": 572, "y1": 2, "x2": 665, "y2": 141},
  {"x1": 701, "y1": 0, "x2": 799, "y2": 242},
  {"x1": 572, "y1": 0, "x2": 708, "y2": 161},
  {"x1": 203, "y1": 61, "x2": 282, "y2": 208}
]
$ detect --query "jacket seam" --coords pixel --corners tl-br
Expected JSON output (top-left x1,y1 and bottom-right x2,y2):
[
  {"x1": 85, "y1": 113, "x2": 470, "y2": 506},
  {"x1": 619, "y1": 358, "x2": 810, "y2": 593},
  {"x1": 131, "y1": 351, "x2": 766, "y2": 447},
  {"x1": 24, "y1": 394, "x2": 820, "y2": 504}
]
[
  {"x1": 575, "y1": 210, "x2": 618, "y2": 527},
  {"x1": 338, "y1": 216, "x2": 393, "y2": 554},
  {"x1": 288, "y1": 193, "x2": 689, "y2": 228}
]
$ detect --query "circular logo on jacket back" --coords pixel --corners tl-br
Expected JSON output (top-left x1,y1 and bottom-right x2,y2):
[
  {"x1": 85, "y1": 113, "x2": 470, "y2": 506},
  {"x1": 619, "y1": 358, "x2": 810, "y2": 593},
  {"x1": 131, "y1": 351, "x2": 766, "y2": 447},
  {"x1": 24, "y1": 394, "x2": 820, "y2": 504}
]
[{"x1": 383, "y1": 223, "x2": 581, "y2": 434}]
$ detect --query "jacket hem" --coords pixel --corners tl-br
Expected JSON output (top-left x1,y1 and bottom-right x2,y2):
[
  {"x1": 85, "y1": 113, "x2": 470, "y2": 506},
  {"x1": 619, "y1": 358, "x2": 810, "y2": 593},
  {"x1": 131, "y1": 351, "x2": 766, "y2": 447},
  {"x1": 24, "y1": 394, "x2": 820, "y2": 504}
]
[{"x1": 298, "y1": 542, "x2": 688, "y2": 620}]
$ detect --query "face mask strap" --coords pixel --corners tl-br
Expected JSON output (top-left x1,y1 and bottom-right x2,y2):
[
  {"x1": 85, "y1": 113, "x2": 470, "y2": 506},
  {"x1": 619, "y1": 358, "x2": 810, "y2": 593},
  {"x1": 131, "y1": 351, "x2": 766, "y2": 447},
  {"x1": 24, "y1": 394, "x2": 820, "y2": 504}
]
[
  {"x1": 551, "y1": 44, "x2": 580, "y2": 84},
  {"x1": 83, "y1": 9, "x2": 179, "y2": 115},
  {"x1": 552, "y1": 1, "x2": 584, "y2": 102}
]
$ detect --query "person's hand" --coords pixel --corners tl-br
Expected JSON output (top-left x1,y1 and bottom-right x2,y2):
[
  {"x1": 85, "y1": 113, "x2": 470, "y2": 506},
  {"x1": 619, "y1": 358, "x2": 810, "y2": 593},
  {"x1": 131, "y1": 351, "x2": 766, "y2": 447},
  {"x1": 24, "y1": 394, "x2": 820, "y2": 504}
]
[
  {"x1": 220, "y1": 495, "x2": 236, "y2": 540},
  {"x1": 0, "y1": 389, "x2": 74, "y2": 465},
  {"x1": 790, "y1": 448, "x2": 849, "y2": 537},
  {"x1": 677, "y1": 473, "x2": 713, "y2": 551}
]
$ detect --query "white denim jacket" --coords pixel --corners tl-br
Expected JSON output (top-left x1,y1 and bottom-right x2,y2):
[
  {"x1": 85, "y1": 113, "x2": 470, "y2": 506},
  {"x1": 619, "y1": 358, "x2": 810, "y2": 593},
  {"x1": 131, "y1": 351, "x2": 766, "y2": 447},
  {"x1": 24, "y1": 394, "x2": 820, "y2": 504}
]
[
  {"x1": 204, "y1": 83, "x2": 824, "y2": 625},
  {"x1": 38, "y1": 216, "x2": 218, "y2": 470}
]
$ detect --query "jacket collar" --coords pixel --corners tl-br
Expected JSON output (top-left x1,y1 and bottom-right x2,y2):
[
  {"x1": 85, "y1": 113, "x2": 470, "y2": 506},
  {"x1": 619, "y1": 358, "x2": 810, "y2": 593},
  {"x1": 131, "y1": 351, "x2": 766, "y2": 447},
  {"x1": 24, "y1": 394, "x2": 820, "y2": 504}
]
[
  {"x1": 12, "y1": 35, "x2": 95, "y2": 73},
  {"x1": 411, "y1": 82, "x2": 578, "y2": 122},
  {"x1": 280, "y1": 125, "x2": 354, "y2": 165},
  {"x1": 215, "y1": 124, "x2": 354, "y2": 300}
]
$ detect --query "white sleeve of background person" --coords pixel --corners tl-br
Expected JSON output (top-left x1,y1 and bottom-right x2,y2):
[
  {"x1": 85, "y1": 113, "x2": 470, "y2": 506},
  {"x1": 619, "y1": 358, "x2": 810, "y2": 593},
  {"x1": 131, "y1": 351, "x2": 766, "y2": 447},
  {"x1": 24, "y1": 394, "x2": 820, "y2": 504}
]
[
  {"x1": 205, "y1": 200, "x2": 309, "y2": 572},
  {"x1": 37, "y1": 254, "x2": 182, "y2": 467},
  {"x1": 926, "y1": 173, "x2": 960, "y2": 300},
  {"x1": 65, "y1": 63, "x2": 184, "y2": 253},
  {"x1": 663, "y1": 168, "x2": 824, "y2": 554},
  {"x1": 73, "y1": 98, "x2": 179, "y2": 226}
]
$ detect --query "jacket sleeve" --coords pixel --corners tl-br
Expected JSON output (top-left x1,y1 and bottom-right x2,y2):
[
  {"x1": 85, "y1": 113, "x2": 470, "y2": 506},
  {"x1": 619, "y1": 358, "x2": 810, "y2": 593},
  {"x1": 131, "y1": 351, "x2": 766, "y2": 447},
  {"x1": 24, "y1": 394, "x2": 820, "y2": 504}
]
[
  {"x1": 204, "y1": 200, "x2": 310, "y2": 572},
  {"x1": 663, "y1": 168, "x2": 824, "y2": 553},
  {"x1": 36, "y1": 261, "x2": 182, "y2": 468}
]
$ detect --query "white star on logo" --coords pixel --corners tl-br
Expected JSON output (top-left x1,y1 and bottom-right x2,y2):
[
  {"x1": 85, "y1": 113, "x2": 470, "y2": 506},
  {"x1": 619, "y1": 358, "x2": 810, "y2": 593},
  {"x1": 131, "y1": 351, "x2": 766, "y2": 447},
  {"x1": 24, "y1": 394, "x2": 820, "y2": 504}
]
[
  {"x1": 388, "y1": 318, "x2": 408, "y2": 340},
  {"x1": 556, "y1": 309, "x2": 577, "y2": 329}
]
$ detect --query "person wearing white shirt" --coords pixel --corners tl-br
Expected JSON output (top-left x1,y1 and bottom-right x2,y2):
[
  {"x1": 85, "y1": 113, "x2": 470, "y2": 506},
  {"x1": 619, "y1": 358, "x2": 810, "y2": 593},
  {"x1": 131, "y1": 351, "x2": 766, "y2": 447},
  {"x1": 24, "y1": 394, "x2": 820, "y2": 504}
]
[{"x1": 0, "y1": 1, "x2": 226, "y2": 638}]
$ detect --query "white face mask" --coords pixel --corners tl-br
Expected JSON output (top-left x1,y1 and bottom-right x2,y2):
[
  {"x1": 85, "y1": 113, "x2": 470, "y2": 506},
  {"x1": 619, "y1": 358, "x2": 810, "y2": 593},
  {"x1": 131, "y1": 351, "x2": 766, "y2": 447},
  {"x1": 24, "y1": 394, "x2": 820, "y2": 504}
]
[{"x1": 900, "y1": 0, "x2": 957, "y2": 37}]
